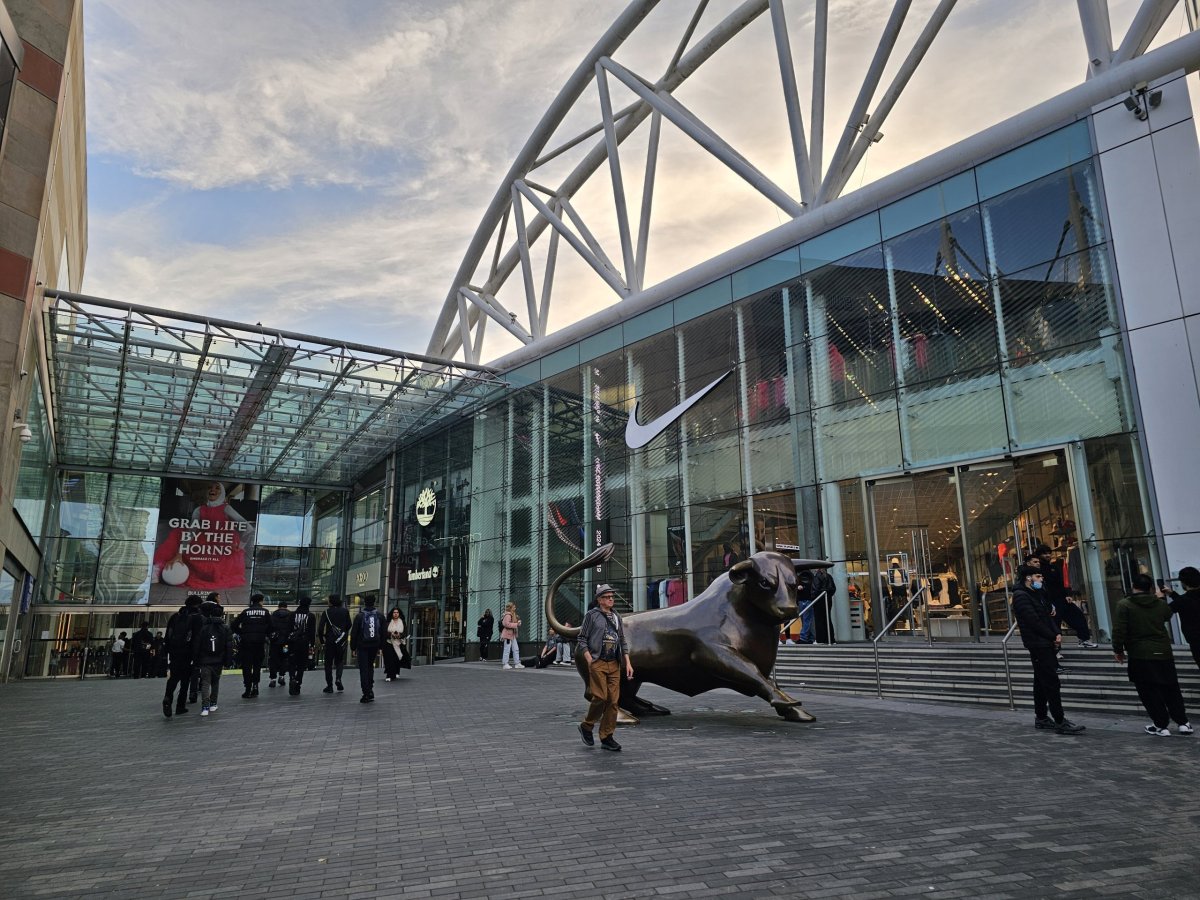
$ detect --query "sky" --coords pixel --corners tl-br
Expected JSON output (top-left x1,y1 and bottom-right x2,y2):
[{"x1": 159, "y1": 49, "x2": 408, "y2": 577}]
[{"x1": 80, "y1": 0, "x2": 1186, "y2": 363}]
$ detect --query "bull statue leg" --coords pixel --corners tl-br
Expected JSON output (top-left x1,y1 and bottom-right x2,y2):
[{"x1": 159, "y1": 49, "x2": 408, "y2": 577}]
[{"x1": 691, "y1": 645, "x2": 816, "y2": 722}]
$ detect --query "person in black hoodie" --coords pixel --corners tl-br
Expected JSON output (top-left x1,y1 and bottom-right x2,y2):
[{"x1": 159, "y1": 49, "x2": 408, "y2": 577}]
[
  {"x1": 1010, "y1": 563, "x2": 1085, "y2": 735},
  {"x1": 232, "y1": 593, "x2": 273, "y2": 699},
  {"x1": 286, "y1": 596, "x2": 317, "y2": 696},
  {"x1": 193, "y1": 600, "x2": 232, "y2": 717},
  {"x1": 162, "y1": 595, "x2": 203, "y2": 718},
  {"x1": 130, "y1": 623, "x2": 154, "y2": 678},
  {"x1": 476, "y1": 609, "x2": 494, "y2": 661},
  {"x1": 267, "y1": 599, "x2": 291, "y2": 689},
  {"x1": 1164, "y1": 566, "x2": 1200, "y2": 673},
  {"x1": 350, "y1": 596, "x2": 385, "y2": 703},
  {"x1": 319, "y1": 594, "x2": 352, "y2": 694},
  {"x1": 1114, "y1": 572, "x2": 1192, "y2": 736}
]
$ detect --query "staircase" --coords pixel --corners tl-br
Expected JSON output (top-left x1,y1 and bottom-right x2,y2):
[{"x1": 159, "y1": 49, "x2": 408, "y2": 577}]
[{"x1": 773, "y1": 642, "x2": 1200, "y2": 718}]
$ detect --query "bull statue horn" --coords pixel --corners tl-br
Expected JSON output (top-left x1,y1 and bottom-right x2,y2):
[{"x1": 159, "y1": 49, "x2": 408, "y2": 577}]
[{"x1": 545, "y1": 542, "x2": 615, "y2": 639}]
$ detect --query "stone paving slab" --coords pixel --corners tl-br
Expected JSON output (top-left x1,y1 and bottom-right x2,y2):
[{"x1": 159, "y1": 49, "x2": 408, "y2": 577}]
[{"x1": 0, "y1": 662, "x2": 1196, "y2": 899}]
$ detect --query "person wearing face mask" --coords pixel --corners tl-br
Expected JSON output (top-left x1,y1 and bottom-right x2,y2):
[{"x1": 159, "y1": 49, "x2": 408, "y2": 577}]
[{"x1": 1010, "y1": 563, "x2": 1086, "y2": 735}]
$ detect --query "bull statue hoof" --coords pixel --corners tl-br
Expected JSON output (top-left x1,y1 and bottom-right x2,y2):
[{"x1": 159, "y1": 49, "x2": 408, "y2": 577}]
[
  {"x1": 546, "y1": 543, "x2": 833, "y2": 728},
  {"x1": 775, "y1": 703, "x2": 816, "y2": 723},
  {"x1": 616, "y1": 708, "x2": 639, "y2": 725}
]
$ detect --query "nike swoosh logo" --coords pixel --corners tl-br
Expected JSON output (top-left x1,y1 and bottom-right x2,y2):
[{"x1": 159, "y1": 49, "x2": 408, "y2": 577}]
[{"x1": 625, "y1": 370, "x2": 733, "y2": 449}]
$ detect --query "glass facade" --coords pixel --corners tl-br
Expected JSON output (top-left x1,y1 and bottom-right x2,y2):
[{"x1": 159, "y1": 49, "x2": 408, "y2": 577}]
[{"x1": 390, "y1": 121, "x2": 1150, "y2": 646}]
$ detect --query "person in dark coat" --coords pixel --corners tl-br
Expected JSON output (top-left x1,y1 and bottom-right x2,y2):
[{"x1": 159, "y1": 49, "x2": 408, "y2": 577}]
[
  {"x1": 1033, "y1": 545, "x2": 1096, "y2": 648},
  {"x1": 286, "y1": 597, "x2": 317, "y2": 696},
  {"x1": 130, "y1": 623, "x2": 154, "y2": 678},
  {"x1": 476, "y1": 609, "x2": 495, "y2": 660},
  {"x1": 1010, "y1": 563, "x2": 1085, "y2": 735},
  {"x1": 267, "y1": 599, "x2": 292, "y2": 689},
  {"x1": 319, "y1": 594, "x2": 352, "y2": 693},
  {"x1": 162, "y1": 595, "x2": 203, "y2": 717},
  {"x1": 1113, "y1": 572, "x2": 1192, "y2": 736},
  {"x1": 192, "y1": 600, "x2": 233, "y2": 717},
  {"x1": 350, "y1": 596, "x2": 385, "y2": 702},
  {"x1": 232, "y1": 593, "x2": 273, "y2": 698},
  {"x1": 1163, "y1": 565, "x2": 1200, "y2": 673}
]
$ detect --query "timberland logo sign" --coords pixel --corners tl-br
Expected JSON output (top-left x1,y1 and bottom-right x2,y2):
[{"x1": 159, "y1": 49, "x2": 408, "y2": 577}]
[
  {"x1": 624, "y1": 370, "x2": 734, "y2": 449},
  {"x1": 415, "y1": 487, "x2": 437, "y2": 526},
  {"x1": 410, "y1": 566, "x2": 440, "y2": 581}
]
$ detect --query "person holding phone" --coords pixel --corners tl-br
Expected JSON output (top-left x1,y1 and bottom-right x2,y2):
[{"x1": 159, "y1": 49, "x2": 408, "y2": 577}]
[
  {"x1": 1113, "y1": 572, "x2": 1192, "y2": 736},
  {"x1": 1162, "y1": 567, "x2": 1200, "y2": 674}
]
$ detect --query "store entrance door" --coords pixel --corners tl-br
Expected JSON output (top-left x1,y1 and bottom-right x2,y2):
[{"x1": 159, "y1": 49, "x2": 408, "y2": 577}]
[
  {"x1": 869, "y1": 471, "x2": 969, "y2": 641},
  {"x1": 410, "y1": 604, "x2": 437, "y2": 665},
  {"x1": 868, "y1": 450, "x2": 1087, "y2": 643}
]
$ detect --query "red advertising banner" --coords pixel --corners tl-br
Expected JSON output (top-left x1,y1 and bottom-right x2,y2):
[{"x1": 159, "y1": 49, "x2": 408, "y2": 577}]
[{"x1": 150, "y1": 480, "x2": 258, "y2": 605}]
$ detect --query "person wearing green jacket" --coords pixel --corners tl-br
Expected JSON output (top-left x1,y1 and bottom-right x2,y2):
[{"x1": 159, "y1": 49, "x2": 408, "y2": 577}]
[{"x1": 1112, "y1": 572, "x2": 1192, "y2": 737}]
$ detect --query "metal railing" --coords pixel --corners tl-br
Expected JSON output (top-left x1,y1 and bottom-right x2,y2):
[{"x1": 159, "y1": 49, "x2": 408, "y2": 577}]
[
  {"x1": 771, "y1": 591, "x2": 828, "y2": 687},
  {"x1": 872, "y1": 585, "x2": 930, "y2": 699},
  {"x1": 1000, "y1": 620, "x2": 1020, "y2": 710}
]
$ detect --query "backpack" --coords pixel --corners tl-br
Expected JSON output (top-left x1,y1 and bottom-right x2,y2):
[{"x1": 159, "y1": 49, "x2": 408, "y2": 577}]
[
  {"x1": 288, "y1": 613, "x2": 310, "y2": 646},
  {"x1": 198, "y1": 620, "x2": 224, "y2": 656},
  {"x1": 359, "y1": 609, "x2": 383, "y2": 647},
  {"x1": 166, "y1": 612, "x2": 191, "y2": 648}
]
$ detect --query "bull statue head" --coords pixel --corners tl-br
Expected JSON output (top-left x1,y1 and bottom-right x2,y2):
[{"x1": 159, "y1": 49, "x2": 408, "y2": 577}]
[{"x1": 727, "y1": 552, "x2": 800, "y2": 621}]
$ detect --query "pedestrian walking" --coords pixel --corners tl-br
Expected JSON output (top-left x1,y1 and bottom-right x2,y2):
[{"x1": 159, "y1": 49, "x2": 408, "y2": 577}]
[
  {"x1": 319, "y1": 594, "x2": 351, "y2": 694},
  {"x1": 286, "y1": 597, "x2": 317, "y2": 696},
  {"x1": 1163, "y1": 566, "x2": 1200, "y2": 673},
  {"x1": 1010, "y1": 563, "x2": 1085, "y2": 735},
  {"x1": 476, "y1": 608, "x2": 495, "y2": 660},
  {"x1": 232, "y1": 593, "x2": 272, "y2": 699},
  {"x1": 1113, "y1": 572, "x2": 1192, "y2": 736},
  {"x1": 382, "y1": 607, "x2": 408, "y2": 681},
  {"x1": 108, "y1": 632, "x2": 128, "y2": 678},
  {"x1": 193, "y1": 600, "x2": 232, "y2": 717},
  {"x1": 189, "y1": 593, "x2": 222, "y2": 703},
  {"x1": 576, "y1": 584, "x2": 633, "y2": 751},
  {"x1": 267, "y1": 599, "x2": 291, "y2": 688},
  {"x1": 130, "y1": 622, "x2": 154, "y2": 678},
  {"x1": 162, "y1": 594, "x2": 202, "y2": 718},
  {"x1": 500, "y1": 603, "x2": 523, "y2": 669},
  {"x1": 351, "y1": 596, "x2": 385, "y2": 702}
]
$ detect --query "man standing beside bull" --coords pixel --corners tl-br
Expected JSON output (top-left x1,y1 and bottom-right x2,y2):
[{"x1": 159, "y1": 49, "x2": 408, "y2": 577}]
[{"x1": 577, "y1": 584, "x2": 633, "y2": 752}]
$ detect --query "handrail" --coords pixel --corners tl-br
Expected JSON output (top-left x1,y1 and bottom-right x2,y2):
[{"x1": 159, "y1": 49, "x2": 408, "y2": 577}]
[
  {"x1": 872, "y1": 585, "x2": 930, "y2": 699},
  {"x1": 1000, "y1": 620, "x2": 1020, "y2": 710},
  {"x1": 772, "y1": 590, "x2": 828, "y2": 688}
]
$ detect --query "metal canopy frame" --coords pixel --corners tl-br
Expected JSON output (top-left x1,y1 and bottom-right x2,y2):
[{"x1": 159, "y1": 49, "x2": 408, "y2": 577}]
[
  {"x1": 44, "y1": 291, "x2": 504, "y2": 489},
  {"x1": 426, "y1": 0, "x2": 1194, "y2": 366}
]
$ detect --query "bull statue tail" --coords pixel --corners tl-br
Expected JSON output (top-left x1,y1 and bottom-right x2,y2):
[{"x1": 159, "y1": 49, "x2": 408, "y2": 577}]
[{"x1": 545, "y1": 542, "x2": 615, "y2": 639}]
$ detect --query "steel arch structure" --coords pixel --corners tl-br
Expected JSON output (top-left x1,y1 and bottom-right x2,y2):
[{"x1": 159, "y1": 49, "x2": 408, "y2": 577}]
[{"x1": 426, "y1": 0, "x2": 1197, "y2": 365}]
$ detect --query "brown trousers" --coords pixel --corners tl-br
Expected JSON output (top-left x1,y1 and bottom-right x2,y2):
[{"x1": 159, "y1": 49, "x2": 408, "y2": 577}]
[{"x1": 583, "y1": 658, "x2": 621, "y2": 739}]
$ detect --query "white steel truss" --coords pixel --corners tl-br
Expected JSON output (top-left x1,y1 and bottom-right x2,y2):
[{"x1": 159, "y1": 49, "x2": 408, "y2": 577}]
[{"x1": 427, "y1": 0, "x2": 1196, "y2": 364}]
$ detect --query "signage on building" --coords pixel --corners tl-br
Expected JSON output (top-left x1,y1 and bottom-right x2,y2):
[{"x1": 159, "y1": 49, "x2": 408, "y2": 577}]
[
  {"x1": 625, "y1": 370, "x2": 733, "y2": 449},
  {"x1": 415, "y1": 487, "x2": 437, "y2": 526},
  {"x1": 19, "y1": 572, "x2": 33, "y2": 613},
  {"x1": 345, "y1": 560, "x2": 381, "y2": 594},
  {"x1": 149, "y1": 478, "x2": 260, "y2": 605},
  {"x1": 409, "y1": 566, "x2": 440, "y2": 582}
]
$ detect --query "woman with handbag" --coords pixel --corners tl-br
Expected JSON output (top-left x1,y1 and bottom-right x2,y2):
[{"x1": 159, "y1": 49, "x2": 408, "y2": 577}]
[
  {"x1": 500, "y1": 602, "x2": 523, "y2": 669},
  {"x1": 382, "y1": 607, "x2": 408, "y2": 681}
]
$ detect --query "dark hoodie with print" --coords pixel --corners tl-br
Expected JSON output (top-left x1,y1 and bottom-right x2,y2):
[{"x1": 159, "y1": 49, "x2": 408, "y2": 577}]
[{"x1": 193, "y1": 601, "x2": 233, "y2": 667}]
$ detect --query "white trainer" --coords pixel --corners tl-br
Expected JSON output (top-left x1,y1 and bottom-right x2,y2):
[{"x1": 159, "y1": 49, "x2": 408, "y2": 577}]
[
  {"x1": 1145, "y1": 724, "x2": 1170, "y2": 736},
  {"x1": 200, "y1": 707, "x2": 210, "y2": 717},
  {"x1": 1179, "y1": 723, "x2": 1194, "y2": 735},
  {"x1": 208, "y1": 705, "x2": 218, "y2": 712}
]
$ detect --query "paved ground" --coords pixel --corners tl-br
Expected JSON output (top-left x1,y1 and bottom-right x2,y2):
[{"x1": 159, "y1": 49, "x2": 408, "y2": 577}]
[{"x1": 0, "y1": 661, "x2": 1197, "y2": 899}]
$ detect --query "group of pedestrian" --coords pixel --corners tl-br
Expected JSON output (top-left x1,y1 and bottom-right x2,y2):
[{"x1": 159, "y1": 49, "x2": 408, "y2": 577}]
[
  {"x1": 107, "y1": 624, "x2": 168, "y2": 678},
  {"x1": 1012, "y1": 559, "x2": 1200, "y2": 738},
  {"x1": 159, "y1": 592, "x2": 409, "y2": 718}
]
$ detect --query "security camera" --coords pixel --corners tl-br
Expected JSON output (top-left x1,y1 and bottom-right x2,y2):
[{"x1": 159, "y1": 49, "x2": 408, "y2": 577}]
[{"x1": 17, "y1": 424, "x2": 31, "y2": 443}]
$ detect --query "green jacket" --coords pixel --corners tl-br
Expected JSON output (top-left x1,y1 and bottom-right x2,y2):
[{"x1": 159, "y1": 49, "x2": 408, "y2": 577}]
[{"x1": 1112, "y1": 593, "x2": 1174, "y2": 661}]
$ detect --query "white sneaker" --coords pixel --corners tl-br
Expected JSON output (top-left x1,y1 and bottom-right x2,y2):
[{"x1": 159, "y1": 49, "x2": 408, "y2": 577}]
[
  {"x1": 515, "y1": 664, "x2": 526, "y2": 669},
  {"x1": 1145, "y1": 724, "x2": 1170, "y2": 736},
  {"x1": 503, "y1": 665, "x2": 513, "y2": 670},
  {"x1": 208, "y1": 704, "x2": 218, "y2": 712},
  {"x1": 1078, "y1": 640, "x2": 1098, "y2": 649},
  {"x1": 1178, "y1": 723, "x2": 1194, "y2": 735},
  {"x1": 200, "y1": 707, "x2": 210, "y2": 717}
]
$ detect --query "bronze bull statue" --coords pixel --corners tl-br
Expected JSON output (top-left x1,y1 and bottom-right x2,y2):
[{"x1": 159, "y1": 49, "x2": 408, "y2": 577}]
[{"x1": 545, "y1": 543, "x2": 831, "y2": 723}]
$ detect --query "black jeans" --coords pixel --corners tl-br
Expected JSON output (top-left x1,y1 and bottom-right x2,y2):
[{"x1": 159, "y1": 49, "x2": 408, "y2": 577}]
[
  {"x1": 240, "y1": 640, "x2": 265, "y2": 688},
  {"x1": 357, "y1": 647, "x2": 378, "y2": 697},
  {"x1": 1028, "y1": 645, "x2": 1064, "y2": 722},
  {"x1": 324, "y1": 641, "x2": 346, "y2": 686},
  {"x1": 289, "y1": 645, "x2": 310, "y2": 689},
  {"x1": 269, "y1": 643, "x2": 287, "y2": 681},
  {"x1": 164, "y1": 658, "x2": 191, "y2": 707},
  {"x1": 479, "y1": 639, "x2": 490, "y2": 660}
]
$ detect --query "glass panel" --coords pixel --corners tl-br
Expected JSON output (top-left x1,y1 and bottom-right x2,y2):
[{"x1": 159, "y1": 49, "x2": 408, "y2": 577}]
[
  {"x1": 976, "y1": 120, "x2": 1092, "y2": 201},
  {"x1": 58, "y1": 470, "x2": 109, "y2": 540},
  {"x1": 674, "y1": 277, "x2": 732, "y2": 325},
  {"x1": 902, "y1": 368, "x2": 1008, "y2": 467},
  {"x1": 831, "y1": 479, "x2": 873, "y2": 639},
  {"x1": 732, "y1": 248, "x2": 801, "y2": 300},
  {"x1": 14, "y1": 374, "x2": 51, "y2": 538},
  {"x1": 252, "y1": 546, "x2": 302, "y2": 603},
  {"x1": 580, "y1": 326, "x2": 622, "y2": 363},
  {"x1": 960, "y1": 461, "x2": 1022, "y2": 636},
  {"x1": 94, "y1": 541, "x2": 154, "y2": 604},
  {"x1": 350, "y1": 487, "x2": 384, "y2": 564},
  {"x1": 0, "y1": 568, "x2": 12, "y2": 668},
  {"x1": 1006, "y1": 337, "x2": 1129, "y2": 449},
  {"x1": 691, "y1": 498, "x2": 746, "y2": 589},
  {"x1": 622, "y1": 304, "x2": 673, "y2": 344},
  {"x1": 886, "y1": 209, "x2": 998, "y2": 384},
  {"x1": 257, "y1": 485, "x2": 308, "y2": 547},
  {"x1": 50, "y1": 537, "x2": 99, "y2": 602},
  {"x1": 686, "y1": 434, "x2": 743, "y2": 503},
  {"x1": 880, "y1": 170, "x2": 979, "y2": 240},
  {"x1": 541, "y1": 343, "x2": 580, "y2": 378},
  {"x1": 104, "y1": 475, "x2": 160, "y2": 541},
  {"x1": 815, "y1": 393, "x2": 903, "y2": 483},
  {"x1": 801, "y1": 213, "x2": 882, "y2": 272},
  {"x1": 982, "y1": 161, "x2": 1105, "y2": 276}
]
